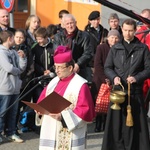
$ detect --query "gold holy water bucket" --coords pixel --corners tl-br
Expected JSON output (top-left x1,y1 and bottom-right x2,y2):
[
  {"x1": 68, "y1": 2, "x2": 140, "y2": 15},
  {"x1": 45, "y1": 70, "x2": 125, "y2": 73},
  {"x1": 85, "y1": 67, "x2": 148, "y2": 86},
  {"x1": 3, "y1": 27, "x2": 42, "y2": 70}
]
[{"x1": 110, "y1": 83, "x2": 126, "y2": 110}]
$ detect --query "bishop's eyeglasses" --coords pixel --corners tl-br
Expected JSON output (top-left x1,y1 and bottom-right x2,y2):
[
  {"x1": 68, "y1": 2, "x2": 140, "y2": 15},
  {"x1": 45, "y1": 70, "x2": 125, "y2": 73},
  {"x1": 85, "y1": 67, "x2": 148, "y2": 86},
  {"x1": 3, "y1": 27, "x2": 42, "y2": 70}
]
[{"x1": 53, "y1": 65, "x2": 68, "y2": 71}]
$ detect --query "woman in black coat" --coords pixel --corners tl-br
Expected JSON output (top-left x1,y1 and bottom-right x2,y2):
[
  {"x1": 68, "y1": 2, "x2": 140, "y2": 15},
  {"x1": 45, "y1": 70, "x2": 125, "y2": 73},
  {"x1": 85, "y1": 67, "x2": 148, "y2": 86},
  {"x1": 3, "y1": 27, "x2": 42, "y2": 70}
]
[{"x1": 91, "y1": 29, "x2": 120, "y2": 132}]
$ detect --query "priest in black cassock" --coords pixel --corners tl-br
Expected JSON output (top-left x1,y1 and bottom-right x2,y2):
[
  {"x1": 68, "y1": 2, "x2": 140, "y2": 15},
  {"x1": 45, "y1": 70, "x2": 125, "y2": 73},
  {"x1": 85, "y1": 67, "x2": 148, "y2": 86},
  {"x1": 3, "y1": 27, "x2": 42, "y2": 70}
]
[{"x1": 102, "y1": 18, "x2": 150, "y2": 150}]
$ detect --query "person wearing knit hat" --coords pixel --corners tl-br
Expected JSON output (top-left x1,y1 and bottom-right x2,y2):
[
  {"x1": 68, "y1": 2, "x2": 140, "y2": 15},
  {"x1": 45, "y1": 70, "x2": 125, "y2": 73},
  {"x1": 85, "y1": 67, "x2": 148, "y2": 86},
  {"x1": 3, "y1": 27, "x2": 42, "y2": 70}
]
[
  {"x1": 36, "y1": 45, "x2": 95, "y2": 150},
  {"x1": 107, "y1": 29, "x2": 120, "y2": 38},
  {"x1": 91, "y1": 28, "x2": 120, "y2": 133},
  {"x1": 107, "y1": 29, "x2": 120, "y2": 47},
  {"x1": 108, "y1": 13, "x2": 119, "y2": 21},
  {"x1": 108, "y1": 12, "x2": 122, "y2": 35}
]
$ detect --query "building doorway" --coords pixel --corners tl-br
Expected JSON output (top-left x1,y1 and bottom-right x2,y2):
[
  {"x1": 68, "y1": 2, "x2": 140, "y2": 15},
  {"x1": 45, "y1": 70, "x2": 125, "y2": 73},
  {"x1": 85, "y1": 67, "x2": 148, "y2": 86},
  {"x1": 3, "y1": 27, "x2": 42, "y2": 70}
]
[{"x1": 14, "y1": 0, "x2": 30, "y2": 29}]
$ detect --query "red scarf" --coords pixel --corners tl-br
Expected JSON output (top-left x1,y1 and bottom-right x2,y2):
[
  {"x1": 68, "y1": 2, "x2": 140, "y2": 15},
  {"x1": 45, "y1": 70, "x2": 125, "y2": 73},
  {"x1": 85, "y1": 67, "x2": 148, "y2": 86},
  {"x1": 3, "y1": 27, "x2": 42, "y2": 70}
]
[{"x1": 64, "y1": 27, "x2": 78, "y2": 49}]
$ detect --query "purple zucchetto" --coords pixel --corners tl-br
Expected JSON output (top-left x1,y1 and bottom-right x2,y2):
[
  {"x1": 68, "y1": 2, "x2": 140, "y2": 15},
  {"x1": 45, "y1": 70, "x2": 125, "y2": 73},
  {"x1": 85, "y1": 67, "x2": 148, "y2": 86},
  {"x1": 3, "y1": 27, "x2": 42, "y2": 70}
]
[{"x1": 54, "y1": 46, "x2": 72, "y2": 63}]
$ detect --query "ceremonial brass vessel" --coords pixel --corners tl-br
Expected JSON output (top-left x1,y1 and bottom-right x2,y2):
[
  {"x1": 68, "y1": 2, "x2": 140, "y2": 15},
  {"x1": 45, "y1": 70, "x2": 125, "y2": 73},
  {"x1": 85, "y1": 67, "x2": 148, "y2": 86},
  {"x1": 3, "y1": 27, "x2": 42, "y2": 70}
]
[{"x1": 110, "y1": 83, "x2": 126, "y2": 110}]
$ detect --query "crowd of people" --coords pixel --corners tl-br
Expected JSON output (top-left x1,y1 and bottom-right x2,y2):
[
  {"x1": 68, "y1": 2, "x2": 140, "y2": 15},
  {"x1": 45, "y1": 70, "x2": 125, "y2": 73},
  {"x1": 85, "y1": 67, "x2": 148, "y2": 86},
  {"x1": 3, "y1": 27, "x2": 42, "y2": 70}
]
[{"x1": 0, "y1": 7, "x2": 150, "y2": 150}]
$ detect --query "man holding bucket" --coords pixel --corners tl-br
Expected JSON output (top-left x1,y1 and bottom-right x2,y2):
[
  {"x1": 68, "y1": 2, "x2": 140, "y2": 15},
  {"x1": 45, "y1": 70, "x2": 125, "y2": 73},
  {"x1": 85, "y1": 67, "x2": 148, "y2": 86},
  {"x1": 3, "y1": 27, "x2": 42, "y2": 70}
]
[{"x1": 102, "y1": 18, "x2": 150, "y2": 150}]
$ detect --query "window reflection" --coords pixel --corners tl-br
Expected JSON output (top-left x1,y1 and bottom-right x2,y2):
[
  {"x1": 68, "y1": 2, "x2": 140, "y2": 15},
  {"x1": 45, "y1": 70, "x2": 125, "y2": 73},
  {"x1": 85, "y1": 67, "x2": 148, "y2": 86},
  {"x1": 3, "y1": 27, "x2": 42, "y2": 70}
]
[{"x1": 18, "y1": 0, "x2": 28, "y2": 12}]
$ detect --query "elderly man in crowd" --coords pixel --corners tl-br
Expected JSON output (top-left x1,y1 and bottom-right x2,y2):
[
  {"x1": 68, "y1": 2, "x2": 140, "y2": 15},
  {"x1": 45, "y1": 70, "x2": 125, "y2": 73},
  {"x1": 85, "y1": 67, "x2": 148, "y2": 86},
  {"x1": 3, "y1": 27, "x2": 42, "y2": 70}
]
[{"x1": 53, "y1": 14, "x2": 93, "y2": 81}]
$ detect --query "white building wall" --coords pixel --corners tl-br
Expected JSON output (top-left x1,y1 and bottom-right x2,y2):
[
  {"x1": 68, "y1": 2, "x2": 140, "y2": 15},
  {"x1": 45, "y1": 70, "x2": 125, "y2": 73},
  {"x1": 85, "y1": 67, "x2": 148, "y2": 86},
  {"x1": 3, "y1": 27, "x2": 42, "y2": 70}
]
[{"x1": 100, "y1": 0, "x2": 150, "y2": 29}]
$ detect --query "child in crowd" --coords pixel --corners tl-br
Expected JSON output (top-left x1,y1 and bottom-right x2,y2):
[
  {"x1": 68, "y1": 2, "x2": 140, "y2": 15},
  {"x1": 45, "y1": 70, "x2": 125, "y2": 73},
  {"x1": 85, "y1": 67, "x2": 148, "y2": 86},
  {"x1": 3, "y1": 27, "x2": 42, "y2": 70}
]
[
  {"x1": 31, "y1": 27, "x2": 55, "y2": 103},
  {"x1": 13, "y1": 29, "x2": 35, "y2": 94},
  {"x1": 0, "y1": 30, "x2": 27, "y2": 143},
  {"x1": 25, "y1": 15, "x2": 41, "y2": 49},
  {"x1": 13, "y1": 29, "x2": 29, "y2": 89},
  {"x1": 47, "y1": 24, "x2": 57, "y2": 41},
  {"x1": 31, "y1": 27, "x2": 55, "y2": 127},
  {"x1": 13, "y1": 29, "x2": 35, "y2": 134}
]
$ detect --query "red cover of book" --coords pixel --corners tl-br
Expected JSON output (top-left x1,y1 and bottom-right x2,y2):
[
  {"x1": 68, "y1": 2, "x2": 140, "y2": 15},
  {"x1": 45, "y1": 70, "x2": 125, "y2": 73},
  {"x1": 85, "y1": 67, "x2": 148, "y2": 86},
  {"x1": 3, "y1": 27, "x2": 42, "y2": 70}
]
[{"x1": 22, "y1": 92, "x2": 71, "y2": 114}]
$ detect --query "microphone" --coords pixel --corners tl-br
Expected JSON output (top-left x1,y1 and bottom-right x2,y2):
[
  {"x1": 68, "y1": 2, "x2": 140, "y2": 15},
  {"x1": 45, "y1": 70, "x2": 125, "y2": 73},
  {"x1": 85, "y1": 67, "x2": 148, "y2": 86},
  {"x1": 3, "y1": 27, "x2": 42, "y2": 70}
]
[{"x1": 32, "y1": 72, "x2": 56, "y2": 81}]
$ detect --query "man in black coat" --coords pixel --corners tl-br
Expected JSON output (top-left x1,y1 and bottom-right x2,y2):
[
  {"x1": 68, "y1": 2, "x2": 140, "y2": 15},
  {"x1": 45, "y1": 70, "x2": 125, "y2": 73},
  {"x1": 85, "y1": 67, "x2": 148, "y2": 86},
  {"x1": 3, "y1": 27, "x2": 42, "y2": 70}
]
[
  {"x1": 53, "y1": 14, "x2": 93, "y2": 80},
  {"x1": 102, "y1": 18, "x2": 150, "y2": 150}
]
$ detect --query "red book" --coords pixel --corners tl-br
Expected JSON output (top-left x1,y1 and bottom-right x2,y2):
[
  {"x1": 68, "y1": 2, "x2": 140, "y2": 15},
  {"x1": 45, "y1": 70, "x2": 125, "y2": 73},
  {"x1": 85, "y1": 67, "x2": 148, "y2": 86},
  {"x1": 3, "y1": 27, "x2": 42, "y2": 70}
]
[{"x1": 22, "y1": 91, "x2": 71, "y2": 114}]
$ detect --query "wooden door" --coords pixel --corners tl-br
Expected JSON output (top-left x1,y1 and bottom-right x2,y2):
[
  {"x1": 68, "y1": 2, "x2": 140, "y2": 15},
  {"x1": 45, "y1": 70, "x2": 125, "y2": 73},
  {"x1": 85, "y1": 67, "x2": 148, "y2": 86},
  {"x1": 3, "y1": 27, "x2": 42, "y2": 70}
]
[{"x1": 14, "y1": 0, "x2": 30, "y2": 29}]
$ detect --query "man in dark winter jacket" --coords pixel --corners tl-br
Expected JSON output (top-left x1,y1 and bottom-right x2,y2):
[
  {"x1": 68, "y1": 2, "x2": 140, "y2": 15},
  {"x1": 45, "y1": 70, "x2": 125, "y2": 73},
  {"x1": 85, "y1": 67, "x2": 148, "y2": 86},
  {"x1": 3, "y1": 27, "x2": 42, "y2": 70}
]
[
  {"x1": 102, "y1": 18, "x2": 150, "y2": 150},
  {"x1": 53, "y1": 14, "x2": 93, "y2": 80}
]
